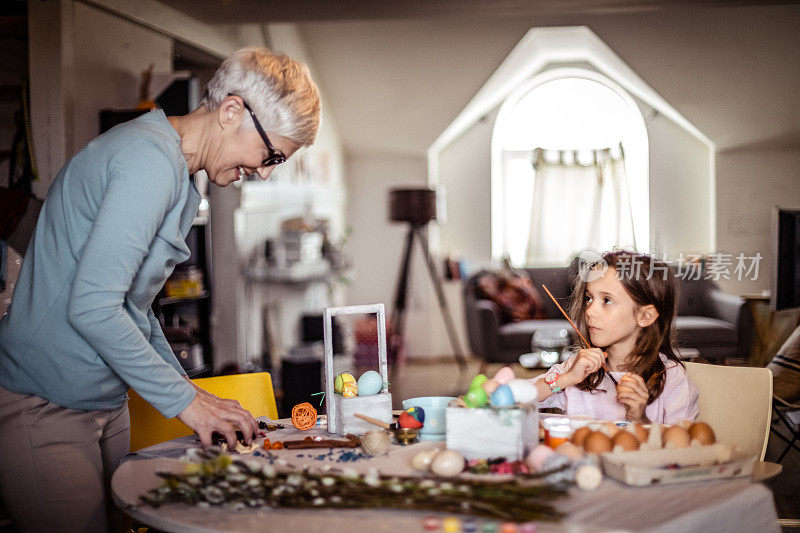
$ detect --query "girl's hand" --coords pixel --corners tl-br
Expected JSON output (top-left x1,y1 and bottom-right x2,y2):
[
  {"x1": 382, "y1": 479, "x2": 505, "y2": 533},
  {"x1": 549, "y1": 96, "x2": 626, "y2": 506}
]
[
  {"x1": 616, "y1": 373, "x2": 650, "y2": 423},
  {"x1": 565, "y1": 348, "x2": 606, "y2": 383}
]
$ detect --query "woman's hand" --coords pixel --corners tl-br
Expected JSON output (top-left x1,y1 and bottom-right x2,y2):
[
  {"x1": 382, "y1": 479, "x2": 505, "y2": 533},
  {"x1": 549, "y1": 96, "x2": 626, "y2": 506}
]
[
  {"x1": 564, "y1": 348, "x2": 606, "y2": 384},
  {"x1": 177, "y1": 381, "x2": 259, "y2": 448},
  {"x1": 616, "y1": 373, "x2": 650, "y2": 423}
]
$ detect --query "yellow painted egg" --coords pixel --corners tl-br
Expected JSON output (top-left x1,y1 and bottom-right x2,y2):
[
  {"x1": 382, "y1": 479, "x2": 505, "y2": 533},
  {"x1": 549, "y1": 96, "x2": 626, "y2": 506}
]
[
  {"x1": 335, "y1": 373, "x2": 356, "y2": 394},
  {"x1": 341, "y1": 381, "x2": 358, "y2": 398}
]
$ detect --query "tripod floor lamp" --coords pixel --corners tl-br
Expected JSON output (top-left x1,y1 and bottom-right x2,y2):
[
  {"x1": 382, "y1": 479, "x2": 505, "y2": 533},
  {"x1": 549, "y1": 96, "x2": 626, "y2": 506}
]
[{"x1": 388, "y1": 188, "x2": 467, "y2": 372}]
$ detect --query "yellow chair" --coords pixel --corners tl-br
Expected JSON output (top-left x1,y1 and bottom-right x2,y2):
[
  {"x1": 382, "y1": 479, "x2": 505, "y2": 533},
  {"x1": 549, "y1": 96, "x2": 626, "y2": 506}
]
[
  {"x1": 128, "y1": 372, "x2": 279, "y2": 451},
  {"x1": 684, "y1": 361, "x2": 772, "y2": 461}
]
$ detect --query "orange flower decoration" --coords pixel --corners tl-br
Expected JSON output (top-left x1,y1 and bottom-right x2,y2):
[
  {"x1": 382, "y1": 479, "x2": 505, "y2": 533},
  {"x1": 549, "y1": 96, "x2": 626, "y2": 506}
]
[{"x1": 291, "y1": 402, "x2": 318, "y2": 430}]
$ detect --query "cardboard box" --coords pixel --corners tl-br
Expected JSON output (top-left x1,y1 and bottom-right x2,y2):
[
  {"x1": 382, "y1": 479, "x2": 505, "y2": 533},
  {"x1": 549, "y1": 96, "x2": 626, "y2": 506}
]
[
  {"x1": 445, "y1": 405, "x2": 538, "y2": 461},
  {"x1": 600, "y1": 443, "x2": 756, "y2": 486}
]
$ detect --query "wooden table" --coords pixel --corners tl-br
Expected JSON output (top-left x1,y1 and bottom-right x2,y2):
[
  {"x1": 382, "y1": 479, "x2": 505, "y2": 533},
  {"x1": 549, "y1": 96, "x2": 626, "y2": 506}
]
[{"x1": 112, "y1": 420, "x2": 780, "y2": 533}]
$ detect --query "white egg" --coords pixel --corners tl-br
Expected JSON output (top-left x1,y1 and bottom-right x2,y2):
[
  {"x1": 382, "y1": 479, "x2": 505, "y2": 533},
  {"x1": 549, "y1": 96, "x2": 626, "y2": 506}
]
[
  {"x1": 506, "y1": 379, "x2": 538, "y2": 404},
  {"x1": 411, "y1": 449, "x2": 440, "y2": 471},
  {"x1": 430, "y1": 449, "x2": 465, "y2": 477}
]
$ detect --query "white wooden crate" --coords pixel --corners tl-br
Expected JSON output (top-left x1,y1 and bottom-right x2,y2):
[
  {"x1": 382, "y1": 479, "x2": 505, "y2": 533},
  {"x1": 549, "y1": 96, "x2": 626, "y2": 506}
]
[
  {"x1": 445, "y1": 405, "x2": 538, "y2": 461},
  {"x1": 323, "y1": 304, "x2": 392, "y2": 436}
]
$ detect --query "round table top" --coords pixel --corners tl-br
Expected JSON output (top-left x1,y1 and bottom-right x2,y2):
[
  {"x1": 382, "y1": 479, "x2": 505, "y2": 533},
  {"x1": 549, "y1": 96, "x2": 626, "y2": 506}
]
[{"x1": 112, "y1": 420, "x2": 779, "y2": 533}]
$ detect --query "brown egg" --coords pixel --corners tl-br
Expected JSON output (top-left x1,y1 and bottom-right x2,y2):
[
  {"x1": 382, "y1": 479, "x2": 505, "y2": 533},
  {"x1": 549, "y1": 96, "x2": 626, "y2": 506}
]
[
  {"x1": 662, "y1": 425, "x2": 691, "y2": 448},
  {"x1": 612, "y1": 431, "x2": 641, "y2": 452},
  {"x1": 583, "y1": 431, "x2": 613, "y2": 454},
  {"x1": 602, "y1": 422, "x2": 620, "y2": 438},
  {"x1": 688, "y1": 422, "x2": 716, "y2": 445},
  {"x1": 633, "y1": 424, "x2": 649, "y2": 443},
  {"x1": 571, "y1": 426, "x2": 593, "y2": 447}
]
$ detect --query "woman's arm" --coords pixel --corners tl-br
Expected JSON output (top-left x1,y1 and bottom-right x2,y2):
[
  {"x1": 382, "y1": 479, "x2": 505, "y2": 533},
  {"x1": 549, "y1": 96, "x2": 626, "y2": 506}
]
[{"x1": 67, "y1": 140, "x2": 195, "y2": 418}]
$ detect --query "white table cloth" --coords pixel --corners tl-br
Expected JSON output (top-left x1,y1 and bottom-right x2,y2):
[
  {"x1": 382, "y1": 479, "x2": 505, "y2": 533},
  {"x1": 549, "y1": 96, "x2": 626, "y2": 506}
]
[{"x1": 112, "y1": 418, "x2": 779, "y2": 533}]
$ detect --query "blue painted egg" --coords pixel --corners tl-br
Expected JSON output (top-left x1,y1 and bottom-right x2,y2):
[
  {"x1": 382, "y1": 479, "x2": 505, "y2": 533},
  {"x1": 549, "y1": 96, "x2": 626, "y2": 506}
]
[
  {"x1": 403, "y1": 406, "x2": 425, "y2": 424},
  {"x1": 357, "y1": 370, "x2": 383, "y2": 396},
  {"x1": 490, "y1": 384, "x2": 515, "y2": 407}
]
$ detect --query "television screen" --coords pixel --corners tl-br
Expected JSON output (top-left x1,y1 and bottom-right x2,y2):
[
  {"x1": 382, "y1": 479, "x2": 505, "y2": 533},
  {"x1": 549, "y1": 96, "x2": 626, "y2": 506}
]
[{"x1": 772, "y1": 207, "x2": 800, "y2": 311}]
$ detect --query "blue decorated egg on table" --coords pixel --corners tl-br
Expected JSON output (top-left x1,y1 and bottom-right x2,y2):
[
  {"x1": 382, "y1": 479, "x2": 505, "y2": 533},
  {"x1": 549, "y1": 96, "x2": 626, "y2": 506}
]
[
  {"x1": 357, "y1": 370, "x2": 383, "y2": 396},
  {"x1": 490, "y1": 384, "x2": 515, "y2": 407}
]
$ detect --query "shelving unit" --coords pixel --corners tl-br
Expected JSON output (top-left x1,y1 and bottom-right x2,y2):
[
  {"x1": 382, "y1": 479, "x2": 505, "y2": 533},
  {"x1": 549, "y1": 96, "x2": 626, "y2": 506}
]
[{"x1": 152, "y1": 218, "x2": 214, "y2": 377}]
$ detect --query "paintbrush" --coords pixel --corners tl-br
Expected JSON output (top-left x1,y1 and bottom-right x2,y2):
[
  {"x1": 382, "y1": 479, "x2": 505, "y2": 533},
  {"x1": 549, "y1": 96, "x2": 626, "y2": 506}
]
[{"x1": 541, "y1": 284, "x2": 618, "y2": 386}]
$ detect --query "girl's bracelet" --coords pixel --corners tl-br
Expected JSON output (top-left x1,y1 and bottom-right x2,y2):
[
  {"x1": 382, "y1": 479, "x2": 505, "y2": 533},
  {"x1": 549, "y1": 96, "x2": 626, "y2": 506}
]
[{"x1": 544, "y1": 371, "x2": 562, "y2": 394}]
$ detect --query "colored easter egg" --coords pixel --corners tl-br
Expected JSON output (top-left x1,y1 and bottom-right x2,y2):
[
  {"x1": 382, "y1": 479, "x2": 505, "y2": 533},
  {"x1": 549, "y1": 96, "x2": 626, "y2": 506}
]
[
  {"x1": 482, "y1": 378, "x2": 500, "y2": 395},
  {"x1": 357, "y1": 370, "x2": 383, "y2": 396},
  {"x1": 525, "y1": 445, "x2": 554, "y2": 472},
  {"x1": 493, "y1": 366, "x2": 515, "y2": 385},
  {"x1": 490, "y1": 384, "x2": 515, "y2": 407},
  {"x1": 469, "y1": 374, "x2": 488, "y2": 390},
  {"x1": 464, "y1": 387, "x2": 488, "y2": 408},
  {"x1": 506, "y1": 379, "x2": 538, "y2": 404},
  {"x1": 398, "y1": 411, "x2": 424, "y2": 429},
  {"x1": 341, "y1": 381, "x2": 358, "y2": 397},
  {"x1": 403, "y1": 406, "x2": 425, "y2": 424},
  {"x1": 335, "y1": 373, "x2": 356, "y2": 394}
]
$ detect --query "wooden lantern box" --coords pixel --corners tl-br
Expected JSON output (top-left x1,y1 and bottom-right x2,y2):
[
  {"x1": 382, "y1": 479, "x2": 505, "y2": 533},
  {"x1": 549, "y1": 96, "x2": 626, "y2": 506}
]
[
  {"x1": 446, "y1": 405, "x2": 538, "y2": 461},
  {"x1": 324, "y1": 304, "x2": 393, "y2": 436}
]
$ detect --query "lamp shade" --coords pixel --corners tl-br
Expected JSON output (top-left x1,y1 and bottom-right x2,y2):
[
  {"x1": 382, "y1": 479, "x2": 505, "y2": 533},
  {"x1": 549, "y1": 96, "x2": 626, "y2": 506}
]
[{"x1": 389, "y1": 188, "x2": 437, "y2": 224}]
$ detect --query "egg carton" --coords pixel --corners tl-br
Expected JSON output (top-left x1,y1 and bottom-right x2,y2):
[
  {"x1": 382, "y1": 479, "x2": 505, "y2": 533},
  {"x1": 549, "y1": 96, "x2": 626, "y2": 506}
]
[
  {"x1": 323, "y1": 304, "x2": 392, "y2": 436},
  {"x1": 445, "y1": 405, "x2": 538, "y2": 461},
  {"x1": 600, "y1": 443, "x2": 757, "y2": 486}
]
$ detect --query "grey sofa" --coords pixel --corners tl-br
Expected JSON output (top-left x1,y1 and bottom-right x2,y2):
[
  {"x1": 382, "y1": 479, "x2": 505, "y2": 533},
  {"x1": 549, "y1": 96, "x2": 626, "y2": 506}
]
[{"x1": 463, "y1": 264, "x2": 753, "y2": 365}]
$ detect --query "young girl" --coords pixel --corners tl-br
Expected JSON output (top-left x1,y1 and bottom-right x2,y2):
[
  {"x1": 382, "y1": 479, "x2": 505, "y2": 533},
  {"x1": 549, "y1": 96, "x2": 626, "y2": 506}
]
[{"x1": 531, "y1": 251, "x2": 699, "y2": 424}]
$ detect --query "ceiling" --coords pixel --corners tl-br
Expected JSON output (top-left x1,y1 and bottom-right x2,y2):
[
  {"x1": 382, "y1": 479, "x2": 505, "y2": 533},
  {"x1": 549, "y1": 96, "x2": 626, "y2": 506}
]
[{"x1": 158, "y1": 1, "x2": 800, "y2": 157}]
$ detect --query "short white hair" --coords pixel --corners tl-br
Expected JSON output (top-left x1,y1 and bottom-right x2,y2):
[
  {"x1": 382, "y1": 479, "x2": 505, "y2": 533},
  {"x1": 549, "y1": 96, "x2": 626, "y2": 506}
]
[{"x1": 200, "y1": 47, "x2": 321, "y2": 146}]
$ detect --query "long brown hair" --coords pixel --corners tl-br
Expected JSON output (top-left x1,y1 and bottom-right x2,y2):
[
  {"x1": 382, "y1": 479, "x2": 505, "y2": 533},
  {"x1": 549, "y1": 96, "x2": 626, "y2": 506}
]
[{"x1": 569, "y1": 251, "x2": 681, "y2": 403}]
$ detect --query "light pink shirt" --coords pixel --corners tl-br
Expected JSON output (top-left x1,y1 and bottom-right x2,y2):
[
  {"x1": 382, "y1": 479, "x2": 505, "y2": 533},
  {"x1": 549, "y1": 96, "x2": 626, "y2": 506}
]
[{"x1": 532, "y1": 353, "x2": 699, "y2": 424}]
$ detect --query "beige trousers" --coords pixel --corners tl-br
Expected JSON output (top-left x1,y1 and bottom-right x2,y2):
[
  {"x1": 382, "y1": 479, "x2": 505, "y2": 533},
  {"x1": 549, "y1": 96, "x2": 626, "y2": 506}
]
[{"x1": 0, "y1": 385, "x2": 130, "y2": 533}]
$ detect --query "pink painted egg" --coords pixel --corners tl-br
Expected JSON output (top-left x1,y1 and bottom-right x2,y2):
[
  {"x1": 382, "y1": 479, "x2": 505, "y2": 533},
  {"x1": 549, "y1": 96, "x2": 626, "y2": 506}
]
[{"x1": 493, "y1": 366, "x2": 515, "y2": 385}]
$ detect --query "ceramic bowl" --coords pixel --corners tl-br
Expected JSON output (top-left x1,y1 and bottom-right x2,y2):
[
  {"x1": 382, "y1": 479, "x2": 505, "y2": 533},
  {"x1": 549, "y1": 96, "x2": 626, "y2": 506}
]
[{"x1": 402, "y1": 396, "x2": 456, "y2": 441}]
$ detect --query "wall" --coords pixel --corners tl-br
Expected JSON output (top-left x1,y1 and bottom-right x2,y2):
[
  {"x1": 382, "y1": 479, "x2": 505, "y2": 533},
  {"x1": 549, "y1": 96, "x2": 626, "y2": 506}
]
[
  {"x1": 716, "y1": 148, "x2": 800, "y2": 296},
  {"x1": 28, "y1": 1, "x2": 173, "y2": 198},
  {"x1": 646, "y1": 111, "x2": 714, "y2": 257},
  {"x1": 436, "y1": 111, "x2": 495, "y2": 272},
  {"x1": 431, "y1": 76, "x2": 713, "y2": 356},
  {"x1": 344, "y1": 152, "x2": 437, "y2": 355}
]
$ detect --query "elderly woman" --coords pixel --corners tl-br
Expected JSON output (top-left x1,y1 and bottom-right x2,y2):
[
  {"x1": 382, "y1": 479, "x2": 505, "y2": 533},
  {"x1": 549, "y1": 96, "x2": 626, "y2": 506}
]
[{"x1": 0, "y1": 47, "x2": 320, "y2": 532}]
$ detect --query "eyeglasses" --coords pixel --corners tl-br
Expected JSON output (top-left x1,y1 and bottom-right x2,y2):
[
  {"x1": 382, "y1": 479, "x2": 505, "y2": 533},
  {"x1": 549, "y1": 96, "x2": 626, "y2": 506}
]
[{"x1": 229, "y1": 93, "x2": 286, "y2": 168}]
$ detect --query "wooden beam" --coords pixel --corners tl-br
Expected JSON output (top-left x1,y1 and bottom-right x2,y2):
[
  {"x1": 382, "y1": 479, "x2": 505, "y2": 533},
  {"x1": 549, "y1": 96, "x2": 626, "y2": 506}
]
[{"x1": 78, "y1": 0, "x2": 241, "y2": 59}]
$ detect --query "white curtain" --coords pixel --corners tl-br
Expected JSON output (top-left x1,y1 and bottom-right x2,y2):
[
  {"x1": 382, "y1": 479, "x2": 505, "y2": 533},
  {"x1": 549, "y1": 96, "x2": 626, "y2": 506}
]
[{"x1": 524, "y1": 146, "x2": 636, "y2": 264}]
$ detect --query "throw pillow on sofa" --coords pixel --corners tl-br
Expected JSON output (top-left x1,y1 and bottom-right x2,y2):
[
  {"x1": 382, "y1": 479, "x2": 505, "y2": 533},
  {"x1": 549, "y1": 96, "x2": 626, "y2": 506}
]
[{"x1": 475, "y1": 269, "x2": 546, "y2": 323}]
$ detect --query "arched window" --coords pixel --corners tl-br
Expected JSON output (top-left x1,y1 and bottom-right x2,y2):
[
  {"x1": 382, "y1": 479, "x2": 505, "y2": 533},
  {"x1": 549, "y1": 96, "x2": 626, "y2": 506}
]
[{"x1": 491, "y1": 68, "x2": 649, "y2": 265}]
